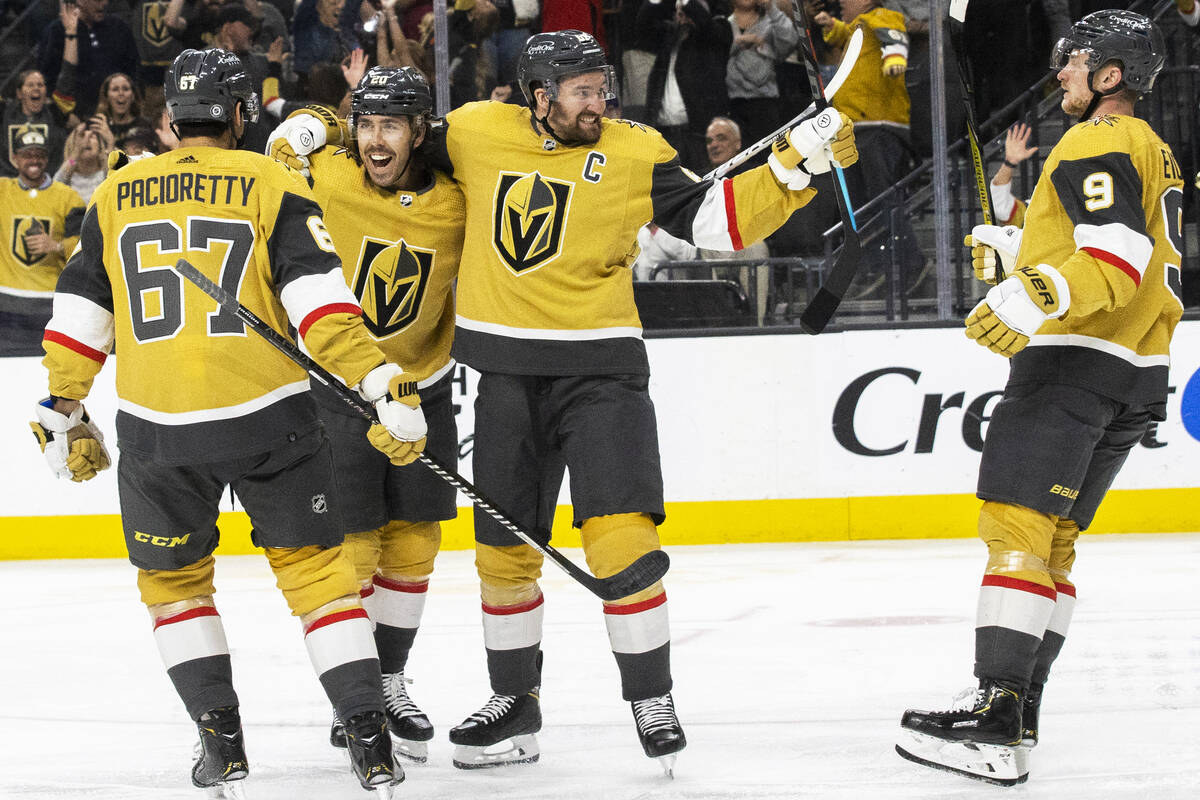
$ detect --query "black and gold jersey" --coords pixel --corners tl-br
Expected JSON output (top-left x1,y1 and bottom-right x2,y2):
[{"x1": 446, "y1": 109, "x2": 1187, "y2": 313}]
[
  {"x1": 435, "y1": 101, "x2": 816, "y2": 375},
  {"x1": 43, "y1": 146, "x2": 387, "y2": 463},
  {"x1": 306, "y1": 145, "x2": 464, "y2": 390},
  {"x1": 0, "y1": 178, "x2": 83, "y2": 298},
  {"x1": 1012, "y1": 114, "x2": 1184, "y2": 410},
  {"x1": 823, "y1": 7, "x2": 910, "y2": 128}
]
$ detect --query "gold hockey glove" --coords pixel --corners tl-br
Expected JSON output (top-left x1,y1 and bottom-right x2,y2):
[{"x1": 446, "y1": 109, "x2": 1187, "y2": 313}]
[
  {"x1": 964, "y1": 264, "x2": 1070, "y2": 357},
  {"x1": 30, "y1": 399, "x2": 111, "y2": 481},
  {"x1": 358, "y1": 364, "x2": 427, "y2": 466}
]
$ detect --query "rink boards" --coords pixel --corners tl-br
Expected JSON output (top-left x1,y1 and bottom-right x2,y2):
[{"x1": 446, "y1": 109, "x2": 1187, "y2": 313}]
[{"x1": 4, "y1": 321, "x2": 1200, "y2": 559}]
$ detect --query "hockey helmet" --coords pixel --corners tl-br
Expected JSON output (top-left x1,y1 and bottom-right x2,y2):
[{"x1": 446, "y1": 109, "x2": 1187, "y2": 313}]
[
  {"x1": 1050, "y1": 10, "x2": 1165, "y2": 94},
  {"x1": 165, "y1": 48, "x2": 261, "y2": 127},
  {"x1": 516, "y1": 30, "x2": 615, "y2": 106},
  {"x1": 351, "y1": 66, "x2": 433, "y2": 123}
]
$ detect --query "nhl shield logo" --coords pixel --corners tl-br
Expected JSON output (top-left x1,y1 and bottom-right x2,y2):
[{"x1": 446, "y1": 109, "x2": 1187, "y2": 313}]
[
  {"x1": 11, "y1": 216, "x2": 53, "y2": 266},
  {"x1": 352, "y1": 237, "x2": 434, "y2": 337},
  {"x1": 491, "y1": 171, "x2": 573, "y2": 274}
]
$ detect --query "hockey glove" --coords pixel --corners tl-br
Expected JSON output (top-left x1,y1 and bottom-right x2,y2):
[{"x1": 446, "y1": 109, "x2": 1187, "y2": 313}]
[
  {"x1": 267, "y1": 105, "x2": 343, "y2": 176},
  {"x1": 768, "y1": 108, "x2": 857, "y2": 190},
  {"x1": 964, "y1": 264, "x2": 1070, "y2": 357},
  {"x1": 964, "y1": 224, "x2": 1023, "y2": 284},
  {"x1": 358, "y1": 364, "x2": 427, "y2": 466},
  {"x1": 30, "y1": 399, "x2": 111, "y2": 481}
]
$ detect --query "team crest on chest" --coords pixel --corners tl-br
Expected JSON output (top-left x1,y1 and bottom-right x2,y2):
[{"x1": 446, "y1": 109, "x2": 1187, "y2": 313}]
[
  {"x1": 142, "y1": 0, "x2": 172, "y2": 48},
  {"x1": 352, "y1": 237, "x2": 434, "y2": 337},
  {"x1": 491, "y1": 170, "x2": 573, "y2": 274},
  {"x1": 11, "y1": 215, "x2": 52, "y2": 266}
]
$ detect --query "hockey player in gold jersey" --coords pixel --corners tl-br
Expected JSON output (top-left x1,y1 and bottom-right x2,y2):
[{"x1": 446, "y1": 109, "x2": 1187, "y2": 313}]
[
  {"x1": 0, "y1": 125, "x2": 84, "y2": 355},
  {"x1": 898, "y1": 11, "x2": 1181, "y2": 786},
  {"x1": 31, "y1": 49, "x2": 424, "y2": 798},
  {"x1": 267, "y1": 65, "x2": 465, "y2": 763},
  {"x1": 435, "y1": 31, "x2": 855, "y2": 772}
]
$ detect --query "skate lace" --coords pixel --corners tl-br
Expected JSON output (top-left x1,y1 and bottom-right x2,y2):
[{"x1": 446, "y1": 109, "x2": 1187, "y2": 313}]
[
  {"x1": 467, "y1": 693, "x2": 517, "y2": 724},
  {"x1": 382, "y1": 672, "x2": 422, "y2": 720},
  {"x1": 632, "y1": 694, "x2": 678, "y2": 735},
  {"x1": 948, "y1": 686, "x2": 984, "y2": 712}
]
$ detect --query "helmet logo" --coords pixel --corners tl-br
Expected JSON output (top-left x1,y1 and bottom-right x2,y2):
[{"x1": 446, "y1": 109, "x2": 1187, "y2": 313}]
[
  {"x1": 209, "y1": 105, "x2": 223, "y2": 118},
  {"x1": 179, "y1": 75, "x2": 199, "y2": 90},
  {"x1": 527, "y1": 42, "x2": 556, "y2": 55},
  {"x1": 369, "y1": 74, "x2": 389, "y2": 85}
]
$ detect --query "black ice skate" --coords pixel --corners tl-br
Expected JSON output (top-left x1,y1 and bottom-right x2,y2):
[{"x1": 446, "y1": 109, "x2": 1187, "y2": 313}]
[
  {"x1": 343, "y1": 710, "x2": 404, "y2": 797},
  {"x1": 631, "y1": 693, "x2": 687, "y2": 777},
  {"x1": 449, "y1": 689, "x2": 541, "y2": 769},
  {"x1": 191, "y1": 706, "x2": 248, "y2": 799},
  {"x1": 1021, "y1": 682, "x2": 1042, "y2": 747},
  {"x1": 382, "y1": 671, "x2": 434, "y2": 763},
  {"x1": 895, "y1": 679, "x2": 1028, "y2": 786}
]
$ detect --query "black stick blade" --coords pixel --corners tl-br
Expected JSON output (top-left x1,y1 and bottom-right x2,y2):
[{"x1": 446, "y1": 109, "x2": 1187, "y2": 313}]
[{"x1": 591, "y1": 550, "x2": 671, "y2": 602}]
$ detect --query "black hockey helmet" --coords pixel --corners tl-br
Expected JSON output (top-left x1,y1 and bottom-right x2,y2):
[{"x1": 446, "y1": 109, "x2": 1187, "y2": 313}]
[
  {"x1": 516, "y1": 30, "x2": 615, "y2": 106},
  {"x1": 348, "y1": 66, "x2": 433, "y2": 163},
  {"x1": 1050, "y1": 10, "x2": 1165, "y2": 94},
  {"x1": 164, "y1": 48, "x2": 261, "y2": 127}
]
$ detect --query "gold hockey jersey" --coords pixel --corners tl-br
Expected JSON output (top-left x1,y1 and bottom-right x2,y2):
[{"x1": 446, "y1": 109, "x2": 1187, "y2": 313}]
[
  {"x1": 1012, "y1": 114, "x2": 1184, "y2": 411},
  {"x1": 43, "y1": 146, "x2": 387, "y2": 463},
  {"x1": 435, "y1": 101, "x2": 816, "y2": 375},
  {"x1": 306, "y1": 145, "x2": 464, "y2": 391},
  {"x1": 823, "y1": 8, "x2": 910, "y2": 128},
  {"x1": 0, "y1": 178, "x2": 83, "y2": 298}
]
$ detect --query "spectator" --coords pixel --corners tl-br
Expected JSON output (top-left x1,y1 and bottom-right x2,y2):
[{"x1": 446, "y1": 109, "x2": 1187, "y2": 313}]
[
  {"x1": 94, "y1": 72, "x2": 152, "y2": 140},
  {"x1": 39, "y1": 0, "x2": 139, "y2": 122},
  {"x1": 482, "y1": 0, "x2": 539, "y2": 86},
  {"x1": 958, "y1": 0, "x2": 1033, "y2": 123},
  {"x1": 54, "y1": 121, "x2": 110, "y2": 204},
  {"x1": 642, "y1": 0, "x2": 732, "y2": 172},
  {"x1": 164, "y1": 0, "x2": 226, "y2": 51},
  {"x1": 424, "y1": 0, "x2": 501, "y2": 109},
  {"x1": 114, "y1": 124, "x2": 159, "y2": 156},
  {"x1": 542, "y1": 0, "x2": 604, "y2": 47},
  {"x1": 0, "y1": 126, "x2": 85, "y2": 356},
  {"x1": 248, "y1": 0, "x2": 291, "y2": 50},
  {"x1": 724, "y1": 0, "x2": 799, "y2": 147},
  {"x1": 292, "y1": 0, "x2": 356, "y2": 79},
  {"x1": 988, "y1": 121, "x2": 1037, "y2": 228},
  {"x1": 704, "y1": 114, "x2": 740, "y2": 170},
  {"x1": 130, "y1": 0, "x2": 184, "y2": 91},
  {"x1": 1, "y1": 70, "x2": 70, "y2": 179},
  {"x1": 143, "y1": 91, "x2": 180, "y2": 151},
  {"x1": 1180, "y1": 0, "x2": 1200, "y2": 25}
]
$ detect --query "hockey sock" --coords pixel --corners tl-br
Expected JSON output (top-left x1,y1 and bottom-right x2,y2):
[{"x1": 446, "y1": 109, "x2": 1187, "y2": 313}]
[
  {"x1": 369, "y1": 574, "x2": 427, "y2": 673},
  {"x1": 152, "y1": 599, "x2": 239, "y2": 720},
  {"x1": 603, "y1": 591, "x2": 673, "y2": 701},
  {"x1": 482, "y1": 594, "x2": 544, "y2": 695},
  {"x1": 303, "y1": 597, "x2": 384, "y2": 722},
  {"x1": 1032, "y1": 518, "x2": 1080, "y2": 684}
]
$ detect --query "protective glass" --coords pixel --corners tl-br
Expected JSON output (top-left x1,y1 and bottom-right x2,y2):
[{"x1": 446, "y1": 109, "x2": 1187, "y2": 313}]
[
  {"x1": 544, "y1": 66, "x2": 617, "y2": 103},
  {"x1": 1049, "y1": 38, "x2": 1102, "y2": 73}
]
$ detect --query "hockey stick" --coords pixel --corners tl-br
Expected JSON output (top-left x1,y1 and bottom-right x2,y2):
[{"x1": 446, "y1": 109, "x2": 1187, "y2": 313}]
[
  {"x1": 949, "y1": 0, "x2": 1002, "y2": 279},
  {"x1": 705, "y1": 27, "x2": 863, "y2": 182},
  {"x1": 172, "y1": 258, "x2": 670, "y2": 602},
  {"x1": 789, "y1": 0, "x2": 864, "y2": 334}
]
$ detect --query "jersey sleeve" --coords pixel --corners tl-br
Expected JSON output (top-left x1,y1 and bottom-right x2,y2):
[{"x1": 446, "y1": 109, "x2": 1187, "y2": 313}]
[
  {"x1": 649, "y1": 140, "x2": 815, "y2": 251},
  {"x1": 43, "y1": 205, "x2": 114, "y2": 400},
  {"x1": 267, "y1": 190, "x2": 385, "y2": 388},
  {"x1": 1049, "y1": 150, "x2": 1152, "y2": 316}
]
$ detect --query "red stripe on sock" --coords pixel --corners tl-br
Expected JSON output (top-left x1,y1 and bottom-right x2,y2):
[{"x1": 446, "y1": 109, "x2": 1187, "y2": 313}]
[
  {"x1": 981, "y1": 574, "x2": 1058, "y2": 601},
  {"x1": 722, "y1": 179, "x2": 744, "y2": 250},
  {"x1": 1082, "y1": 246, "x2": 1141, "y2": 286},
  {"x1": 359, "y1": 584, "x2": 375, "y2": 599},
  {"x1": 1054, "y1": 581, "x2": 1077, "y2": 598},
  {"x1": 482, "y1": 594, "x2": 544, "y2": 616},
  {"x1": 373, "y1": 574, "x2": 429, "y2": 593},
  {"x1": 153, "y1": 605, "x2": 219, "y2": 630},
  {"x1": 604, "y1": 591, "x2": 667, "y2": 615},
  {"x1": 304, "y1": 607, "x2": 368, "y2": 635},
  {"x1": 43, "y1": 330, "x2": 107, "y2": 364}
]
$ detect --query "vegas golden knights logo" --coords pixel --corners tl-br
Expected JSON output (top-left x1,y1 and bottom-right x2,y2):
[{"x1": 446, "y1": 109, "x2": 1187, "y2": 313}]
[
  {"x1": 142, "y1": 1, "x2": 172, "y2": 48},
  {"x1": 492, "y1": 171, "x2": 572, "y2": 274},
  {"x1": 11, "y1": 216, "x2": 52, "y2": 266},
  {"x1": 352, "y1": 237, "x2": 434, "y2": 337}
]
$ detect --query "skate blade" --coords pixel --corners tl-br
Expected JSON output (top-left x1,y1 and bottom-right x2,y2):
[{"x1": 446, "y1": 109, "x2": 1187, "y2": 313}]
[
  {"x1": 655, "y1": 753, "x2": 677, "y2": 779},
  {"x1": 452, "y1": 734, "x2": 540, "y2": 770},
  {"x1": 392, "y1": 735, "x2": 428, "y2": 764},
  {"x1": 896, "y1": 731, "x2": 1028, "y2": 787},
  {"x1": 371, "y1": 779, "x2": 403, "y2": 799},
  {"x1": 204, "y1": 779, "x2": 247, "y2": 799}
]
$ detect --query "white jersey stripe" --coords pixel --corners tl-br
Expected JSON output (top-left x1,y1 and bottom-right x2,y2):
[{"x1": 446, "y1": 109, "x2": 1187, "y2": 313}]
[
  {"x1": 118, "y1": 379, "x2": 311, "y2": 425},
  {"x1": 279, "y1": 269, "x2": 361, "y2": 332},
  {"x1": 689, "y1": 179, "x2": 737, "y2": 251},
  {"x1": 1027, "y1": 333, "x2": 1171, "y2": 367},
  {"x1": 1073, "y1": 222, "x2": 1153, "y2": 279},
  {"x1": 46, "y1": 292, "x2": 115, "y2": 353},
  {"x1": 456, "y1": 314, "x2": 643, "y2": 341}
]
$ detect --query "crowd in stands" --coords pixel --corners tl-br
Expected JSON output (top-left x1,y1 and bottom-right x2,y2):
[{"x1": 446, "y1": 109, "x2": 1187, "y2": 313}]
[{"x1": 0, "y1": 0, "x2": 1195, "y2": 341}]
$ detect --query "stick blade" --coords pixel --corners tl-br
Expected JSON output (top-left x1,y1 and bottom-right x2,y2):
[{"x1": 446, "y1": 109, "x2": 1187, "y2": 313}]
[
  {"x1": 949, "y1": 0, "x2": 969, "y2": 23},
  {"x1": 593, "y1": 550, "x2": 671, "y2": 602}
]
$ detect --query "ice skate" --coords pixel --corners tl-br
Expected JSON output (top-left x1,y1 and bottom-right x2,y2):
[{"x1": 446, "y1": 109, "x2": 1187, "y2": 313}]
[
  {"x1": 449, "y1": 689, "x2": 541, "y2": 769},
  {"x1": 631, "y1": 693, "x2": 686, "y2": 777},
  {"x1": 330, "y1": 708, "x2": 347, "y2": 749},
  {"x1": 895, "y1": 680, "x2": 1028, "y2": 786},
  {"x1": 382, "y1": 671, "x2": 434, "y2": 763},
  {"x1": 191, "y1": 707, "x2": 248, "y2": 799},
  {"x1": 344, "y1": 710, "x2": 404, "y2": 796},
  {"x1": 1021, "y1": 682, "x2": 1042, "y2": 747}
]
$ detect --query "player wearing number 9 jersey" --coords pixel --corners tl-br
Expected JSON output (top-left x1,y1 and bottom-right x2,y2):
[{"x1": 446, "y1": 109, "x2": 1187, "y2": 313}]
[
  {"x1": 36, "y1": 49, "x2": 410, "y2": 796},
  {"x1": 898, "y1": 11, "x2": 1183, "y2": 787}
]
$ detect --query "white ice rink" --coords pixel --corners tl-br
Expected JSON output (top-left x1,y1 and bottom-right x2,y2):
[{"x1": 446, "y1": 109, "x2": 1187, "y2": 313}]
[{"x1": 2, "y1": 535, "x2": 1198, "y2": 799}]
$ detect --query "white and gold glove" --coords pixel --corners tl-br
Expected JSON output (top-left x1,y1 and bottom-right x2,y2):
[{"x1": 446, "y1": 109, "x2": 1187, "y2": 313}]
[
  {"x1": 30, "y1": 399, "x2": 111, "y2": 482},
  {"x1": 965, "y1": 224, "x2": 1023, "y2": 284},
  {"x1": 357, "y1": 364, "x2": 427, "y2": 466},
  {"x1": 266, "y1": 106, "x2": 342, "y2": 176},
  {"x1": 965, "y1": 264, "x2": 1070, "y2": 357},
  {"x1": 768, "y1": 108, "x2": 858, "y2": 190}
]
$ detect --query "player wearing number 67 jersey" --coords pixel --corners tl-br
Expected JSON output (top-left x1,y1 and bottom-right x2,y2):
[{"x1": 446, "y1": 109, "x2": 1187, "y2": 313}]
[
  {"x1": 36, "y1": 49, "x2": 417, "y2": 798},
  {"x1": 899, "y1": 11, "x2": 1182, "y2": 787}
]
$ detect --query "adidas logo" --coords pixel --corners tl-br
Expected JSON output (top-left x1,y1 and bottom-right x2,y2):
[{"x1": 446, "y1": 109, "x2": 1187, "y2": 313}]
[{"x1": 177, "y1": 155, "x2": 199, "y2": 164}]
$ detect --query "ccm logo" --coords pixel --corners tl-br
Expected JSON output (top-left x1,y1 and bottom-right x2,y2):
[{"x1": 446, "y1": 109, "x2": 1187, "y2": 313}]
[{"x1": 134, "y1": 532, "x2": 191, "y2": 547}]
